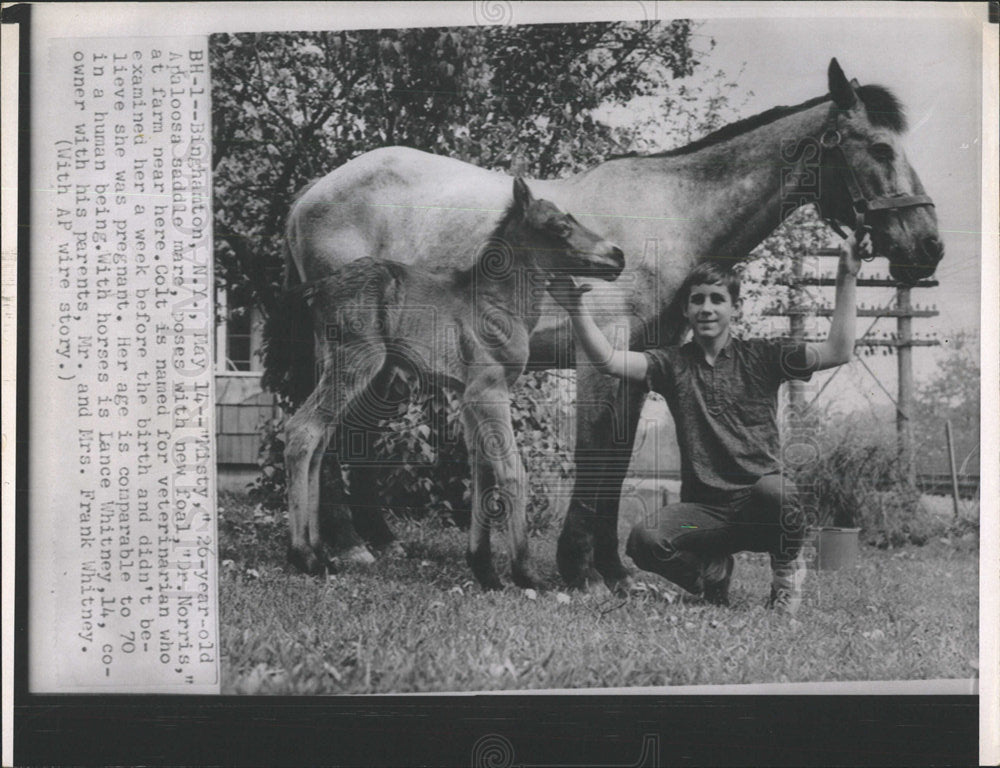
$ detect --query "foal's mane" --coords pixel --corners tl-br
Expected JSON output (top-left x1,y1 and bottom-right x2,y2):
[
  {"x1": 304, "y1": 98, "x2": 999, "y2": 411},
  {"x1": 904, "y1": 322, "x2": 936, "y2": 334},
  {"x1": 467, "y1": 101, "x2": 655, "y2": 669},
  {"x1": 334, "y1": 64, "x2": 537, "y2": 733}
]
[
  {"x1": 609, "y1": 85, "x2": 906, "y2": 161},
  {"x1": 487, "y1": 197, "x2": 523, "y2": 242}
]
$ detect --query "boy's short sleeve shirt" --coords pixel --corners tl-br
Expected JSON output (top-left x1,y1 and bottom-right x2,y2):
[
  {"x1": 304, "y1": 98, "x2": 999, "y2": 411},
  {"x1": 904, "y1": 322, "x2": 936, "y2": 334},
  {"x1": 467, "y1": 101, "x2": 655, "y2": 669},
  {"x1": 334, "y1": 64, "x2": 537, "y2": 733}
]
[{"x1": 644, "y1": 337, "x2": 817, "y2": 498}]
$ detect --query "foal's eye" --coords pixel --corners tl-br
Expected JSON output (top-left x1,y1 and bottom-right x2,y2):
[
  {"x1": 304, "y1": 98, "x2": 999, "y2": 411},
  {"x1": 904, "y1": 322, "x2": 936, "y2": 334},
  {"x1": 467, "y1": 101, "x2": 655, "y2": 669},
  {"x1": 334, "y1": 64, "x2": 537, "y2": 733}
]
[{"x1": 869, "y1": 143, "x2": 895, "y2": 163}]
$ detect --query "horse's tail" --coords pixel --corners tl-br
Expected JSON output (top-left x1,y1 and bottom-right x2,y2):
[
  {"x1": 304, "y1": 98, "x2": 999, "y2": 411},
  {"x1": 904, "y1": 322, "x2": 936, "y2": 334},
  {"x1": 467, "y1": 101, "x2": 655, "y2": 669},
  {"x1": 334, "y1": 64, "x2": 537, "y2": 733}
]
[{"x1": 260, "y1": 225, "x2": 319, "y2": 409}]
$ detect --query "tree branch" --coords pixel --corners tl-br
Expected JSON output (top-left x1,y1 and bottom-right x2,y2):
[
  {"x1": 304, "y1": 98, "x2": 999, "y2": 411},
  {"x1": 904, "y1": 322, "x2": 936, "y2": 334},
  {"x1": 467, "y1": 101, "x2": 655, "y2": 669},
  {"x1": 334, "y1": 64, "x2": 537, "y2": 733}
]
[{"x1": 251, "y1": 45, "x2": 301, "y2": 138}]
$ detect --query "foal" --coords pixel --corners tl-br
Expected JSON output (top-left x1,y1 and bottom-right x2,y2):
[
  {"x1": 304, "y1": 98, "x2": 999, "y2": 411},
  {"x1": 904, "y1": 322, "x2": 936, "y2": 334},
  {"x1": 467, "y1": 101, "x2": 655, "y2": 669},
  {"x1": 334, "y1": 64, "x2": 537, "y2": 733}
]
[{"x1": 284, "y1": 178, "x2": 624, "y2": 589}]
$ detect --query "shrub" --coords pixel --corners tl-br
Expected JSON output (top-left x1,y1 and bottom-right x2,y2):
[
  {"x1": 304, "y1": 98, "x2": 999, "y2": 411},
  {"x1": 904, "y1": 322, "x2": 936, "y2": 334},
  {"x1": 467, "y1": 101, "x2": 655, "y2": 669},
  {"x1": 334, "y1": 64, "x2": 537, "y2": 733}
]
[
  {"x1": 247, "y1": 413, "x2": 288, "y2": 513},
  {"x1": 791, "y1": 413, "x2": 945, "y2": 547},
  {"x1": 248, "y1": 370, "x2": 576, "y2": 535}
]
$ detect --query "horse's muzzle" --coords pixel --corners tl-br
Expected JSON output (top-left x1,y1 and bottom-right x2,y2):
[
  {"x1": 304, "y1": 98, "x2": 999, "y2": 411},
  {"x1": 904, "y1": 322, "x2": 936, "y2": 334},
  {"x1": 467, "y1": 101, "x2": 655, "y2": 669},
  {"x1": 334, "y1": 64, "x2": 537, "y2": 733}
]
[
  {"x1": 598, "y1": 245, "x2": 626, "y2": 281},
  {"x1": 889, "y1": 249, "x2": 941, "y2": 285}
]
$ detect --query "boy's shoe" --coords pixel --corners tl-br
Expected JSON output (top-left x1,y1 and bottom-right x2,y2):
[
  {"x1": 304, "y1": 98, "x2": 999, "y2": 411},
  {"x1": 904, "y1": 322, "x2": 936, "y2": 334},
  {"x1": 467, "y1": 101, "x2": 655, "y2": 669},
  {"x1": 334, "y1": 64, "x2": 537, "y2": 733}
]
[{"x1": 703, "y1": 554, "x2": 734, "y2": 606}]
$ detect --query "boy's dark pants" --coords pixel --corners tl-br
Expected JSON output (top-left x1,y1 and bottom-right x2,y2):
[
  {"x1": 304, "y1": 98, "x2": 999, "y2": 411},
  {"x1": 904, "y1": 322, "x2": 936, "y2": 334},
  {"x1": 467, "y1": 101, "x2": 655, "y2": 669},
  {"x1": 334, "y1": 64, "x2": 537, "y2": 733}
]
[{"x1": 625, "y1": 474, "x2": 805, "y2": 595}]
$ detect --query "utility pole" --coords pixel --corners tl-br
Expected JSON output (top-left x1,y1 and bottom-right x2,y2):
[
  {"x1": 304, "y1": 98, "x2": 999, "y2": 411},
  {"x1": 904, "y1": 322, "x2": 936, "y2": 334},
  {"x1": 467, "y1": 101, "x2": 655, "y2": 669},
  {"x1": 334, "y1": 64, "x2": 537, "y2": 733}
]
[
  {"x1": 897, "y1": 286, "x2": 916, "y2": 486},
  {"x1": 768, "y1": 250, "x2": 939, "y2": 488},
  {"x1": 788, "y1": 256, "x2": 806, "y2": 419}
]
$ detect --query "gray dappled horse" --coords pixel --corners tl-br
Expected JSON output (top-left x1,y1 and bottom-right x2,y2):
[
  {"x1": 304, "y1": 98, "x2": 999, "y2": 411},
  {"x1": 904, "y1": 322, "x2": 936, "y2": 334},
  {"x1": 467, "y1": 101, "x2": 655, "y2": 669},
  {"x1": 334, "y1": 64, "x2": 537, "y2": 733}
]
[
  {"x1": 280, "y1": 59, "x2": 942, "y2": 592},
  {"x1": 284, "y1": 179, "x2": 624, "y2": 588}
]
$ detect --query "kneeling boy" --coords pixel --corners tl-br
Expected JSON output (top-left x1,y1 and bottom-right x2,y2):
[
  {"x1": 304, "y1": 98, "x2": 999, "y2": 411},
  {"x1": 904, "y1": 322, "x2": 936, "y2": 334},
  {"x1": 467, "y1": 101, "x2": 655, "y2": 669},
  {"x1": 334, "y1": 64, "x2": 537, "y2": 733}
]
[{"x1": 547, "y1": 234, "x2": 868, "y2": 613}]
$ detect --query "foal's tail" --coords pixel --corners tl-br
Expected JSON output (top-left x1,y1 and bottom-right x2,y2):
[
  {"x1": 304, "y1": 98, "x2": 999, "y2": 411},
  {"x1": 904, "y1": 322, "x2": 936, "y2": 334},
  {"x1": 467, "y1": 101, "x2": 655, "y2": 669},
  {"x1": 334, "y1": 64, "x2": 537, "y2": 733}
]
[{"x1": 260, "y1": 236, "x2": 319, "y2": 408}]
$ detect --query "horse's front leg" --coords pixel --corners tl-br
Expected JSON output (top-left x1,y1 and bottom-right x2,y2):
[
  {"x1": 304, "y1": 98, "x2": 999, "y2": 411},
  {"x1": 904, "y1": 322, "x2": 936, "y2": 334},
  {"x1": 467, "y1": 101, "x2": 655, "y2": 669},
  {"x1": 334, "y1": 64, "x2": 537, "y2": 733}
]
[
  {"x1": 557, "y1": 362, "x2": 645, "y2": 594},
  {"x1": 462, "y1": 379, "x2": 539, "y2": 590}
]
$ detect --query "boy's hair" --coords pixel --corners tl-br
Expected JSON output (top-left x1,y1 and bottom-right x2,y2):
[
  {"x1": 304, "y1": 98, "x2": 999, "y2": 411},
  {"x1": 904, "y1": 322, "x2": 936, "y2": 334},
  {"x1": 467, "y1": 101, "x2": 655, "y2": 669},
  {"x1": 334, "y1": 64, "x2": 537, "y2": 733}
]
[{"x1": 679, "y1": 261, "x2": 741, "y2": 305}]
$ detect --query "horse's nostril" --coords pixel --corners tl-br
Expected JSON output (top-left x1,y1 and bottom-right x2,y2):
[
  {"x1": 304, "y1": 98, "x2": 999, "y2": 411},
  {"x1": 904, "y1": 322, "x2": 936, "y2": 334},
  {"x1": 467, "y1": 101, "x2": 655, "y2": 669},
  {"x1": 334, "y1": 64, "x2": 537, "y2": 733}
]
[
  {"x1": 922, "y1": 236, "x2": 944, "y2": 260},
  {"x1": 612, "y1": 246, "x2": 625, "y2": 264}
]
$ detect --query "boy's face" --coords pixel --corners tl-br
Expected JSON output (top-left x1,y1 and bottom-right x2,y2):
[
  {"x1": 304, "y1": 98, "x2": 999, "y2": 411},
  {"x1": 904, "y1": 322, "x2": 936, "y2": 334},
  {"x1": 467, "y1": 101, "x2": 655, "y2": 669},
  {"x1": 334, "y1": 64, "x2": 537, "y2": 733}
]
[{"x1": 685, "y1": 282, "x2": 739, "y2": 343}]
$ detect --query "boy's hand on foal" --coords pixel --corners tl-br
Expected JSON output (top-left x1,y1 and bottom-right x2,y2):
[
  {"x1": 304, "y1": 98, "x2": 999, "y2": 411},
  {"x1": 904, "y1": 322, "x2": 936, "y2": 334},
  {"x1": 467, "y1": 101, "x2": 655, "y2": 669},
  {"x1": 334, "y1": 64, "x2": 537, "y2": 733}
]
[{"x1": 546, "y1": 274, "x2": 592, "y2": 314}]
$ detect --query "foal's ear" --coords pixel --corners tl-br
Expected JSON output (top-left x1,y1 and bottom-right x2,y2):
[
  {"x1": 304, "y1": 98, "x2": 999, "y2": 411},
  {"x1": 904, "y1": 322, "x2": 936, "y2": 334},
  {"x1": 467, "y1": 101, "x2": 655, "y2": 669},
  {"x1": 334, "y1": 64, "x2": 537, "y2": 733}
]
[
  {"x1": 828, "y1": 58, "x2": 858, "y2": 111},
  {"x1": 512, "y1": 177, "x2": 534, "y2": 211}
]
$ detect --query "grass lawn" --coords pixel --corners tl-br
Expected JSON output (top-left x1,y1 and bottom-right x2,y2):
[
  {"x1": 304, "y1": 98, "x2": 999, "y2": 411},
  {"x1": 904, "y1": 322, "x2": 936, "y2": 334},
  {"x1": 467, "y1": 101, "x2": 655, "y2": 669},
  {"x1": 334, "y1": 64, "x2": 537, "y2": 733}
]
[{"x1": 218, "y1": 492, "x2": 978, "y2": 694}]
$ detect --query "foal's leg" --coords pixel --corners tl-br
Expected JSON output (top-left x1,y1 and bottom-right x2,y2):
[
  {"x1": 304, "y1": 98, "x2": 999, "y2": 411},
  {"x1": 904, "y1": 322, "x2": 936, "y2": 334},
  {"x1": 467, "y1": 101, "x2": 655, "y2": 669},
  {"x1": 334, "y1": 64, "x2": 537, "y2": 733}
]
[
  {"x1": 462, "y1": 379, "x2": 540, "y2": 590},
  {"x1": 285, "y1": 382, "x2": 337, "y2": 575},
  {"x1": 344, "y1": 371, "x2": 410, "y2": 555},
  {"x1": 348, "y1": 459, "x2": 402, "y2": 554},
  {"x1": 463, "y1": 441, "x2": 503, "y2": 591},
  {"x1": 319, "y1": 344, "x2": 393, "y2": 565},
  {"x1": 285, "y1": 342, "x2": 382, "y2": 573}
]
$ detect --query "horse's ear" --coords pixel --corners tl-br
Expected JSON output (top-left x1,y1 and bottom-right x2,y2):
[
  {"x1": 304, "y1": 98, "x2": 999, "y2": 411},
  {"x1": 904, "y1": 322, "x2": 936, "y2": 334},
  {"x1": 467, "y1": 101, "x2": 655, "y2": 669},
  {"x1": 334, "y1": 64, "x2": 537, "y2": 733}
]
[
  {"x1": 512, "y1": 177, "x2": 534, "y2": 211},
  {"x1": 828, "y1": 58, "x2": 857, "y2": 110}
]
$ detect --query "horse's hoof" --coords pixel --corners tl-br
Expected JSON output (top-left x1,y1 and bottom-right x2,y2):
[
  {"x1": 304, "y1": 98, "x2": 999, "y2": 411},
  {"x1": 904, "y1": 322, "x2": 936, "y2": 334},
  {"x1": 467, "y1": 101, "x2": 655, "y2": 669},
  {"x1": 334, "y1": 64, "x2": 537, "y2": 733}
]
[
  {"x1": 563, "y1": 568, "x2": 611, "y2": 596},
  {"x1": 470, "y1": 564, "x2": 504, "y2": 591},
  {"x1": 334, "y1": 544, "x2": 376, "y2": 566},
  {"x1": 605, "y1": 573, "x2": 636, "y2": 598},
  {"x1": 556, "y1": 530, "x2": 593, "y2": 588},
  {"x1": 288, "y1": 545, "x2": 325, "y2": 576}
]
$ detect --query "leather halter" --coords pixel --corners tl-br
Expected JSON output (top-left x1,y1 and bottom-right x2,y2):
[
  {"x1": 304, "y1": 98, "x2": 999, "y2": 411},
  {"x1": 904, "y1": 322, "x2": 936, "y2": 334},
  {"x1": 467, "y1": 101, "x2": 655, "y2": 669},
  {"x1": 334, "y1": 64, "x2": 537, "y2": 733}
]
[{"x1": 818, "y1": 111, "x2": 935, "y2": 260}]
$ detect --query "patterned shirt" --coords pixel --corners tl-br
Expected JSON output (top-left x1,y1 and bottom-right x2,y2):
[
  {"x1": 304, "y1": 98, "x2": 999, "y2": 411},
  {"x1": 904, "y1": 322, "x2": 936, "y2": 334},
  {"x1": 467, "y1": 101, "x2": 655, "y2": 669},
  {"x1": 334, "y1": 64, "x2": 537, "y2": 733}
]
[{"x1": 644, "y1": 336, "x2": 816, "y2": 501}]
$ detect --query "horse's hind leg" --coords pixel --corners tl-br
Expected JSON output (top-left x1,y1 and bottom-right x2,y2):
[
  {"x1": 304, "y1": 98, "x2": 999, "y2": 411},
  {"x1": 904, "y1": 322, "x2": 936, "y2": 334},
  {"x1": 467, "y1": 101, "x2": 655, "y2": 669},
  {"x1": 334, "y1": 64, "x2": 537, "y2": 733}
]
[{"x1": 591, "y1": 377, "x2": 645, "y2": 592}]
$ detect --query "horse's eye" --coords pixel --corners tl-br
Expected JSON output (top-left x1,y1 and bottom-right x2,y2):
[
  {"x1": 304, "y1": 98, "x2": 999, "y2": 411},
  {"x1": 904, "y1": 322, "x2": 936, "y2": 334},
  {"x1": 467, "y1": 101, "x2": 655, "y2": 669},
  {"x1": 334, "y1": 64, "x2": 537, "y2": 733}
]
[{"x1": 869, "y1": 143, "x2": 895, "y2": 163}]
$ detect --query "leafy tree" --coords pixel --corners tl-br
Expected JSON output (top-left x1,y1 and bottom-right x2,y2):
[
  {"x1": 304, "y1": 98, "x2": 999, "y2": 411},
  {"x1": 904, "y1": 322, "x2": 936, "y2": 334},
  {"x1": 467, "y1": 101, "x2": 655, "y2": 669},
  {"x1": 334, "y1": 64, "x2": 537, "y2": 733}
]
[{"x1": 912, "y1": 330, "x2": 980, "y2": 477}]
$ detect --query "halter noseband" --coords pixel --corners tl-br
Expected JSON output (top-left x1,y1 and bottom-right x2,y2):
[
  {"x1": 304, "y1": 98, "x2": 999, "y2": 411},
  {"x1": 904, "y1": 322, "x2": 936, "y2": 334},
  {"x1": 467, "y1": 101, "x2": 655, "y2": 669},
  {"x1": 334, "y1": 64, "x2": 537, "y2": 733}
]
[{"x1": 818, "y1": 112, "x2": 935, "y2": 260}]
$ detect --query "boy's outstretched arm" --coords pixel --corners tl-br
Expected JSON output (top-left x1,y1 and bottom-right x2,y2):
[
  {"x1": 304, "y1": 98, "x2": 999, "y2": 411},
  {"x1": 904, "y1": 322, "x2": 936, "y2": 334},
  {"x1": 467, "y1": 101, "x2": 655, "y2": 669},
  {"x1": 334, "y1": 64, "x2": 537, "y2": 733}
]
[
  {"x1": 807, "y1": 231, "x2": 870, "y2": 371},
  {"x1": 547, "y1": 275, "x2": 648, "y2": 382}
]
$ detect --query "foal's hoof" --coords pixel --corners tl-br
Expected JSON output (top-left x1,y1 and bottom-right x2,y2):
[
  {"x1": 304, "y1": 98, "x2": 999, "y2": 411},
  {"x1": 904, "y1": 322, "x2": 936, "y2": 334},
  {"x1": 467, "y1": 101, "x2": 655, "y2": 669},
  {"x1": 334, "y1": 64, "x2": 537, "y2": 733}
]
[
  {"x1": 480, "y1": 574, "x2": 504, "y2": 592},
  {"x1": 333, "y1": 544, "x2": 376, "y2": 566},
  {"x1": 511, "y1": 567, "x2": 542, "y2": 591},
  {"x1": 377, "y1": 540, "x2": 407, "y2": 559},
  {"x1": 467, "y1": 551, "x2": 503, "y2": 591},
  {"x1": 288, "y1": 545, "x2": 326, "y2": 576}
]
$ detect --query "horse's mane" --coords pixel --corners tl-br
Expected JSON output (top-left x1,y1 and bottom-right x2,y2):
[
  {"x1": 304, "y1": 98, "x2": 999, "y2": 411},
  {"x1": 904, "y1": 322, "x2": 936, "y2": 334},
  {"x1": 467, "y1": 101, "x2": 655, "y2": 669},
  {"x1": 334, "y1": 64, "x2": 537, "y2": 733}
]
[{"x1": 609, "y1": 85, "x2": 906, "y2": 161}]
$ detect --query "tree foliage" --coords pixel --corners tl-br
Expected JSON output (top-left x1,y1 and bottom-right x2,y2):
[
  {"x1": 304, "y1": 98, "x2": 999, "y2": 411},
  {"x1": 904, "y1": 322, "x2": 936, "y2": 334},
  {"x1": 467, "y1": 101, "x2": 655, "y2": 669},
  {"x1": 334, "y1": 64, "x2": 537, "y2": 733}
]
[
  {"x1": 211, "y1": 21, "x2": 709, "y2": 316},
  {"x1": 912, "y1": 330, "x2": 980, "y2": 477},
  {"x1": 736, "y1": 205, "x2": 836, "y2": 339}
]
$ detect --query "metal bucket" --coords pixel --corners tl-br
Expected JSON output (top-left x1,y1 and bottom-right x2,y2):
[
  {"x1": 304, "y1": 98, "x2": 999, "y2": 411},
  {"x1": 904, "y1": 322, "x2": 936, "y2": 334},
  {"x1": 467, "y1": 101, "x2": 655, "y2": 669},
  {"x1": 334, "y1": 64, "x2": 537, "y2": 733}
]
[{"x1": 814, "y1": 526, "x2": 861, "y2": 571}]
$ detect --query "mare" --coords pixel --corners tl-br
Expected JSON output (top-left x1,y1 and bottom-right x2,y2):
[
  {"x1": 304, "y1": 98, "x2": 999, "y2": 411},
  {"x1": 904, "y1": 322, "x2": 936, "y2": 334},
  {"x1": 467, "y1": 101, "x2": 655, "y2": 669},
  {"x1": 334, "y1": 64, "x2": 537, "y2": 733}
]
[
  {"x1": 283, "y1": 178, "x2": 624, "y2": 588},
  {"x1": 276, "y1": 59, "x2": 942, "y2": 592}
]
